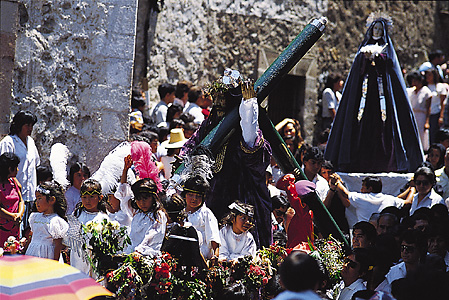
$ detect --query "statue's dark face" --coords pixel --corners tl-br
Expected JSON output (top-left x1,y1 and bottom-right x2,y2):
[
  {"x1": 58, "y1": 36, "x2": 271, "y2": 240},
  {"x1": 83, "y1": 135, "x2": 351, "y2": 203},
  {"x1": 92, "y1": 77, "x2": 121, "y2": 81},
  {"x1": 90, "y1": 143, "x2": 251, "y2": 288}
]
[{"x1": 372, "y1": 22, "x2": 384, "y2": 38}]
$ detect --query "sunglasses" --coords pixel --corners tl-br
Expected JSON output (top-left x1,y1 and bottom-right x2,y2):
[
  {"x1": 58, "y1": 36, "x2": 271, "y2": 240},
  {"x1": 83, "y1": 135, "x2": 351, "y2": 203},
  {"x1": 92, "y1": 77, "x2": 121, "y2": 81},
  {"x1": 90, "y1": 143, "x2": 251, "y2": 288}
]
[
  {"x1": 344, "y1": 257, "x2": 358, "y2": 269},
  {"x1": 401, "y1": 244, "x2": 416, "y2": 253},
  {"x1": 415, "y1": 180, "x2": 430, "y2": 186}
]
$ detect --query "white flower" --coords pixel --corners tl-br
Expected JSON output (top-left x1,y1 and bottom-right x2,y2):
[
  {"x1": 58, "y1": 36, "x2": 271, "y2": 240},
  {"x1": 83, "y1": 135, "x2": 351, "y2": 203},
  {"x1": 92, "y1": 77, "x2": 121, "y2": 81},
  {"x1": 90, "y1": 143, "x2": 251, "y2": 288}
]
[
  {"x1": 85, "y1": 221, "x2": 94, "y2": 232},
  {"x1": 360, "y1": 43, "x2": 388, "y2": 59},
  {"x1": 7, "y1": 236, "x2": 16, "y2": 243},
  {"x1": 94, "y1": 223, "x2": 103, "y2": 232},
  {"x1": 110, "y1": 221, "x2": 120, "y2": 230}
]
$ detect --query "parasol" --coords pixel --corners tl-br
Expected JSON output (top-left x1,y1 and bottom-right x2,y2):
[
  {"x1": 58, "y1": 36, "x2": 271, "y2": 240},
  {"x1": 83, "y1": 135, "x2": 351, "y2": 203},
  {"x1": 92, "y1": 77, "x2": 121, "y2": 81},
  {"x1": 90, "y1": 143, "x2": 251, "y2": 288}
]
[{"x1": 0, "y1": 255, "x2": 113, "y2": 300}]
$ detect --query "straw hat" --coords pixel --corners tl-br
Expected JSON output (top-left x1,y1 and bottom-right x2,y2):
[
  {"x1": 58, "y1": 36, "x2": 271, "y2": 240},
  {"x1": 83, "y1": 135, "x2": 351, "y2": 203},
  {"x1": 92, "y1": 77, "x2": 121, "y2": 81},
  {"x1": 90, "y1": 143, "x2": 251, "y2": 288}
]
[{"x1": 163, "y1": 128, "x2": 187, "y2": 149}]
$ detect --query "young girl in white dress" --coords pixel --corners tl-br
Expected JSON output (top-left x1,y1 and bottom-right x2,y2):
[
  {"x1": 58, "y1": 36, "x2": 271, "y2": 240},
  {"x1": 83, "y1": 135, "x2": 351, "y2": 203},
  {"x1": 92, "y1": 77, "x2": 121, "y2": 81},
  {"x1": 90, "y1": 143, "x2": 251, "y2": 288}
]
[
  {"x1": 183, "y1": 175, "x2": 221, "y2": 261},
  {"x1": 26, "y1": 181, "x2": 69, "y2": 260},
  {"x1": 70, "y1": 179, "x2": 109, "y2": 274},
  {"x1": 219, "y1": 201, "x2": 257, "y2": 262},
  {"x1": 115, "y1": 155, "x2": 167, "y2": 256}
]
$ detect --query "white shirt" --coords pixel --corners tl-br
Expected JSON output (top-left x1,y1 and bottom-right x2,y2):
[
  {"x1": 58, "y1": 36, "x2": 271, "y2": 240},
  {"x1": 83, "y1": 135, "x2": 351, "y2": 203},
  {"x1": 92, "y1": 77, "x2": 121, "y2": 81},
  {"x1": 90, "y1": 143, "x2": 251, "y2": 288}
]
[
  {"x1": 428, "y1": 83, "x2": 447, "y2": 114},
  {"x1": 219, "y1": 225, "x2": 257, "y2": 261},
  {"x1": 379, "y1": 261, "x2": 407, "y2": 293},
  {"x1": 151, "y1": 101, "x2": 168, "y2": 126},
  {"x1": 183, "y1": 102, "x2": 204, "y2": 125},
  {"x1": 187, "y1": 205, "x2": 221, "y2": 259},
  {"x1": 435, "y1": 167, "x2": 449, "y2": 200},
  {"x1": 346, "y1": 192, "x2": 404, "y2": 228},
  {"x1": 0, "y1": 135, "x2": 40, "y2": 201},
  {"x1": 322, "y1": 88, "x2": 340, "y2": 118},
  {"x1": 65, "y1": 186, "x2": 80, "y2": 215},
  {"x1": 312, "y1": 174, "x2": 329, "y2": 201},
  {"x1": 409, "y1": 189, "x2": 444, "y2": 215},
  {"x1": 336, "y1": 278, "x2": 366, "y2": 300}
]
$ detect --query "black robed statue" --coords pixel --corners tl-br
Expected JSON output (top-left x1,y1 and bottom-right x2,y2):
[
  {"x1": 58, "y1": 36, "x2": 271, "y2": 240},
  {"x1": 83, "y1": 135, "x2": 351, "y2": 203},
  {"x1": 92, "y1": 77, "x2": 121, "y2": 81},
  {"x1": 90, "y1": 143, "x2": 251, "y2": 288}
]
[{"x1": 325, "y1": 13, "x2": 424, "y2": 173}]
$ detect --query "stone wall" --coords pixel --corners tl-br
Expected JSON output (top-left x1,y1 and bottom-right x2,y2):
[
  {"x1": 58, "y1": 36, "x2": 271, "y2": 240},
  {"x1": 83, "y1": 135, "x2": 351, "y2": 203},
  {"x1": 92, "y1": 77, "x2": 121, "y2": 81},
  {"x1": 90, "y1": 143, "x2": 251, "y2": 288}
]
[
  {"x1": 143, "y1": 0, "x2": 448, "y2": 142},
  {"x1": 10, "y1": 0, "x2": 138, "y2": 170}
]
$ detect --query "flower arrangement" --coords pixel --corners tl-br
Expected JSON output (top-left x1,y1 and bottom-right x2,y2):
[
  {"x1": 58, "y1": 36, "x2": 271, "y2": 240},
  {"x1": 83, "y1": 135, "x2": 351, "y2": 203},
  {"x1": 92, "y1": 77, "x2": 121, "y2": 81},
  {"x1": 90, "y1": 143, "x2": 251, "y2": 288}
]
[
  {"x1": 2, "y1": 236, "x2": 26, "y2": 254},
  {"x1": 257, "y1": 241, "x2": 288, "y2": 272},
  {"x1": 82, "y1": 219, "x2": 131, "y2": 276},
  {"x1": 308, "y1": 235, "x2": 345, "y2": 285}
]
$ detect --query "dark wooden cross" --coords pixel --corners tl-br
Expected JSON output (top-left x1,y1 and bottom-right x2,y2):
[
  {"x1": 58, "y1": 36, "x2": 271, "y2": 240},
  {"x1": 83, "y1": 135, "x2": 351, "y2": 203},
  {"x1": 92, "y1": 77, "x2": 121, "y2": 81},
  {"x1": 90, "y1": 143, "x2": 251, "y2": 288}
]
[{"x1": 176, "y1": 17, "x2": 350, "y2": 252}]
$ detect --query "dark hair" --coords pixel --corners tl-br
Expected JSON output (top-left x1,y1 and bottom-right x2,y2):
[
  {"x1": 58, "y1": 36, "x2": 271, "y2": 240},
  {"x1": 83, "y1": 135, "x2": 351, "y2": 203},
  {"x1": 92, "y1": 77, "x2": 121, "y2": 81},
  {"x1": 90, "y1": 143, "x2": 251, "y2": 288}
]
[
  {"x1": 220, "y1": 201, "x2": 254, "y2": 228},
  {"x1": 74, "y1": 179, "x2": 107, "y2": 217},
  {"x1": 181, "y1": 175, "x2": 210, "y2": 201},
  {"x1": 279, "y1": 251, "x2": 322, "y2": 292},
  {"x1": 426, "y1": 143, "x2": 445, "y2": 169},
  {"x1": 36, "y1": 165, "x2": 53, "y2": 184},
  {"x1": 428, "y1": 50, "x2": 443, "y2": 62},
  {"x1": 406, "y1": 71, "x2": 425, "y2": 87},
  {"x1": 353, "y1": 221, "x2": 377, "y2": 243},
  {"x1": 187, "y1": 86, "x2": 203, "y2": 103},
  {"x1": 414, "y1": 166, "x2": 436, "y2": 185},
  {"x1": 175, "y1": 80, "x2": 193, "y2": 99},
  {"x1": 0, "y1": 152, "x2": 20, "y2": 182},
  {"x1": 9, "y1": 111, "x2": 37, "y2": 135},
  {"x1": 169, "y1": 118, "x2": 185, "y2": 132},
  {"x1": 321, "y1": 160, "x2": 334, "y2": 171},
  {"x1": 37, "y1": 181, "x2": 67, "y2": 221},
  {"x1": 400, "y1": 229, "x2": 428, "y2": 261},
  {"x1": 271, "y1": 194, "x2": 289, "y2": 210},
  {"x1": 302, "y1": 146, "x2": 324, "y2": 162},
  {"x1": 179, "y1": 112, "x2": 195, "y2": 123},
  {"x1": 131, "y1": 178, "x2": 164, "y2": 220},
  {"x1": 324, "y1": 72, "x2": 343, "y2": 89},
  {"x1": 131, "y1": 92, "x2": 146, "y2": 109},
  {"x1": 166, "y1": 103, "x2": 184, "y2": 123},
  {"x1": 158, "y1": 83, "x2": 176, "y2": 100},
  {"x1": 436, "y1": 127, "x2": 449, "y2": 143},
  {"x1": 69, "y1": 162, "x2": 90, "y2": 185},
  {"x1": 164, "y1": 193, "x2": 187, "y2": 224},
  {"x1": 362, "y1": 176, "x2": 382, "y2": 193},
  {"x1": 353, "y1": 248, "x2": 374, "y2": 279}
]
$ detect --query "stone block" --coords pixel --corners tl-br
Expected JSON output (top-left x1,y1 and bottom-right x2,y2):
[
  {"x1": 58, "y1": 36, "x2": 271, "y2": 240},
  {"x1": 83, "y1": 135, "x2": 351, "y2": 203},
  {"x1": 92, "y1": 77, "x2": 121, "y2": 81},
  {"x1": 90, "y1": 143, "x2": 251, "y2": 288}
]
[
  {"x1": 107, "y1": 5, "x2": 137, "y2": 34},
  {"x1": 106, "y1": 58, "x2": 134, "y2": 86}
]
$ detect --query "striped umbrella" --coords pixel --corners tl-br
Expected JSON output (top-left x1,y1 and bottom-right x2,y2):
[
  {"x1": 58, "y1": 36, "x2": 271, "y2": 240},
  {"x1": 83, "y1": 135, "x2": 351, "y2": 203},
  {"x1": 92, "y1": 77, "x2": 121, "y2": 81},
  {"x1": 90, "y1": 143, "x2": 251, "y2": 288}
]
[{"x1": 0, "y1": 255, "x2": 113, "y2": 300}]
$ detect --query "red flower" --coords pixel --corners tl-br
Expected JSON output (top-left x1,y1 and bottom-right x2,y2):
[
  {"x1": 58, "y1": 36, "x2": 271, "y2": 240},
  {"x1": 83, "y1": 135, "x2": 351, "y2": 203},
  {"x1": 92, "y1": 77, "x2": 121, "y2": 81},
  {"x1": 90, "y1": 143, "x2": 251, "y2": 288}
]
[{"x1": 262, "y1": 277, "x2": 269, "y2": 285}]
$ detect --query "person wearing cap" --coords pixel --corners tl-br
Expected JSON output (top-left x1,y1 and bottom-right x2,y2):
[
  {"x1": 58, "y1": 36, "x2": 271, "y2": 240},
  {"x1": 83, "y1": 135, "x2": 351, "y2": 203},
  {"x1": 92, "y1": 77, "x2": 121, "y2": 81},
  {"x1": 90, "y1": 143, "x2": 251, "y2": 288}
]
[
  {"x1": 182, "y1": 175, "x2": 221, "y2": 261},
  {"x1": 160, "y1": 128, "x2": 187, "y2": 179},
  {"x1": 219, "y1": 201, "x2": 257, "y2": 262}
]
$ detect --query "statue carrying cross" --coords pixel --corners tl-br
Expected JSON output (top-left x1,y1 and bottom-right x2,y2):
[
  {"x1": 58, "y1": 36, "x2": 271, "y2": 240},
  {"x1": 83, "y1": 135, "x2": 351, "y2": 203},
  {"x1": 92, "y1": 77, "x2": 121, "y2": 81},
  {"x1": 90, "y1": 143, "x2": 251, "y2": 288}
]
[{"x1": 173, "y1": 17, "x2": 350, "y2": 252}]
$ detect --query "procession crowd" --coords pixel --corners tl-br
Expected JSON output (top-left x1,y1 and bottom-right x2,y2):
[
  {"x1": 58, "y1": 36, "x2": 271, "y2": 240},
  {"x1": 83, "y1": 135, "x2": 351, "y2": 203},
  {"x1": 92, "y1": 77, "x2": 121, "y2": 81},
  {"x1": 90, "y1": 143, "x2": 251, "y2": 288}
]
[{"x1": 2, "y1": 14, "x2": 449, "y2": 300}]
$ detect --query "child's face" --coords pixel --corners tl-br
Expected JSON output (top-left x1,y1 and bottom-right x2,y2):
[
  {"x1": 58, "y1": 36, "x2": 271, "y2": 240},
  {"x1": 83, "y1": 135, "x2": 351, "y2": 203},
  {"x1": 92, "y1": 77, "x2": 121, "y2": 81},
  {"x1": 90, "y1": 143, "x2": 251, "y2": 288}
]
[
  {"x1": 135, "y1": 194, "x2": 154, "y2": 213},
  {"x1": 107, "y1": 194, "x2": 121, "y2": 213},
  {"x1": 427, "y1": 149, "x2": 441, "y2": 167},
  {"x1": 81, "y1": 191, "x2": 100, "y2": 212},
  {"x1": 35, "y1": 191, "x2": 54, "y2": 214},
  {"x1": 185, "y1": 192, "x2": 203, "y2": 212},
  {"x1": 73, "y1": 170, "x2": 88, "y2": 189},
  {"x1": 232, "y1": 214, "x2": 254, "y2": 235}
]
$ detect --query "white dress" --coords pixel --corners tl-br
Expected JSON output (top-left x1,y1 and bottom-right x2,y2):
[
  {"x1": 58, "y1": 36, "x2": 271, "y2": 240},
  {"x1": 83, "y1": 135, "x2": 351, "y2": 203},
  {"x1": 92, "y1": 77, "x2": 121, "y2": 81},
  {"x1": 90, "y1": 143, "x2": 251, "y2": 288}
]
[
  {"x1": 69, "y1": 210, "x2": 109, "y2": 275},
  {"x1": 25, "y1": 212, "x2": 69, "y2": 259},
  {"x1": 219, "y1": 225, "x2": 257, "y2": 261},
  {"x1": 115, "y1": 182, "x2": 167, "y2": 257},
  {"x1": 125, "y1": 211, "x2": 167, "y2": 256},
  {"x1": 187, "y1": 205, "x2": 221, "y2": 259}
]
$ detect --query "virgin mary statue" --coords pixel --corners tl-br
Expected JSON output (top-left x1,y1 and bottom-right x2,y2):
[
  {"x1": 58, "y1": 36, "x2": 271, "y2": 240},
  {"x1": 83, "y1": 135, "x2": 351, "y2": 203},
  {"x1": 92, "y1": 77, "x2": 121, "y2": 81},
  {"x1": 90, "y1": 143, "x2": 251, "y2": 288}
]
[{"x1": 325, "y1": 13, "x2": 423, "y2": 173}]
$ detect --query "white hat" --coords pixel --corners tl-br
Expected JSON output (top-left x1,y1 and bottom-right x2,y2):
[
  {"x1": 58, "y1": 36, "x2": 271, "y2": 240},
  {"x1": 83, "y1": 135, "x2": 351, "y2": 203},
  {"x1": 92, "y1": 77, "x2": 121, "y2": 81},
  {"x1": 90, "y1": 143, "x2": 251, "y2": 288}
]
[{"x1": 162, "y1": 128, "x2": 187, "y2": 149}]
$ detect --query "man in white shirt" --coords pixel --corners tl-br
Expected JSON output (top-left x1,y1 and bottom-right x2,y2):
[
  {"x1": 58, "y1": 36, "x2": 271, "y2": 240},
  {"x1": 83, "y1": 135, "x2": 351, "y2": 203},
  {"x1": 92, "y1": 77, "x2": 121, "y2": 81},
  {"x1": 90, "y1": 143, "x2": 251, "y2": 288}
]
[
  {"x1": 183, "y1": 86, "x2": 205, "y2": 125},
  {"x1": 302, "y1": 146, "x2": 330, "y2": 202},
  {"x1": 336, "y1": 248, "x2": 371, "y2": 300},
  {"x1": 173, "y1": 80, "x2": 192, "y2": 108},
  {"x1": 150, "y1": 83, "x2": 176, "y2": 127},
  {"x1": 330, "y1": 176, "x2": 404, "y2": 228}
]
